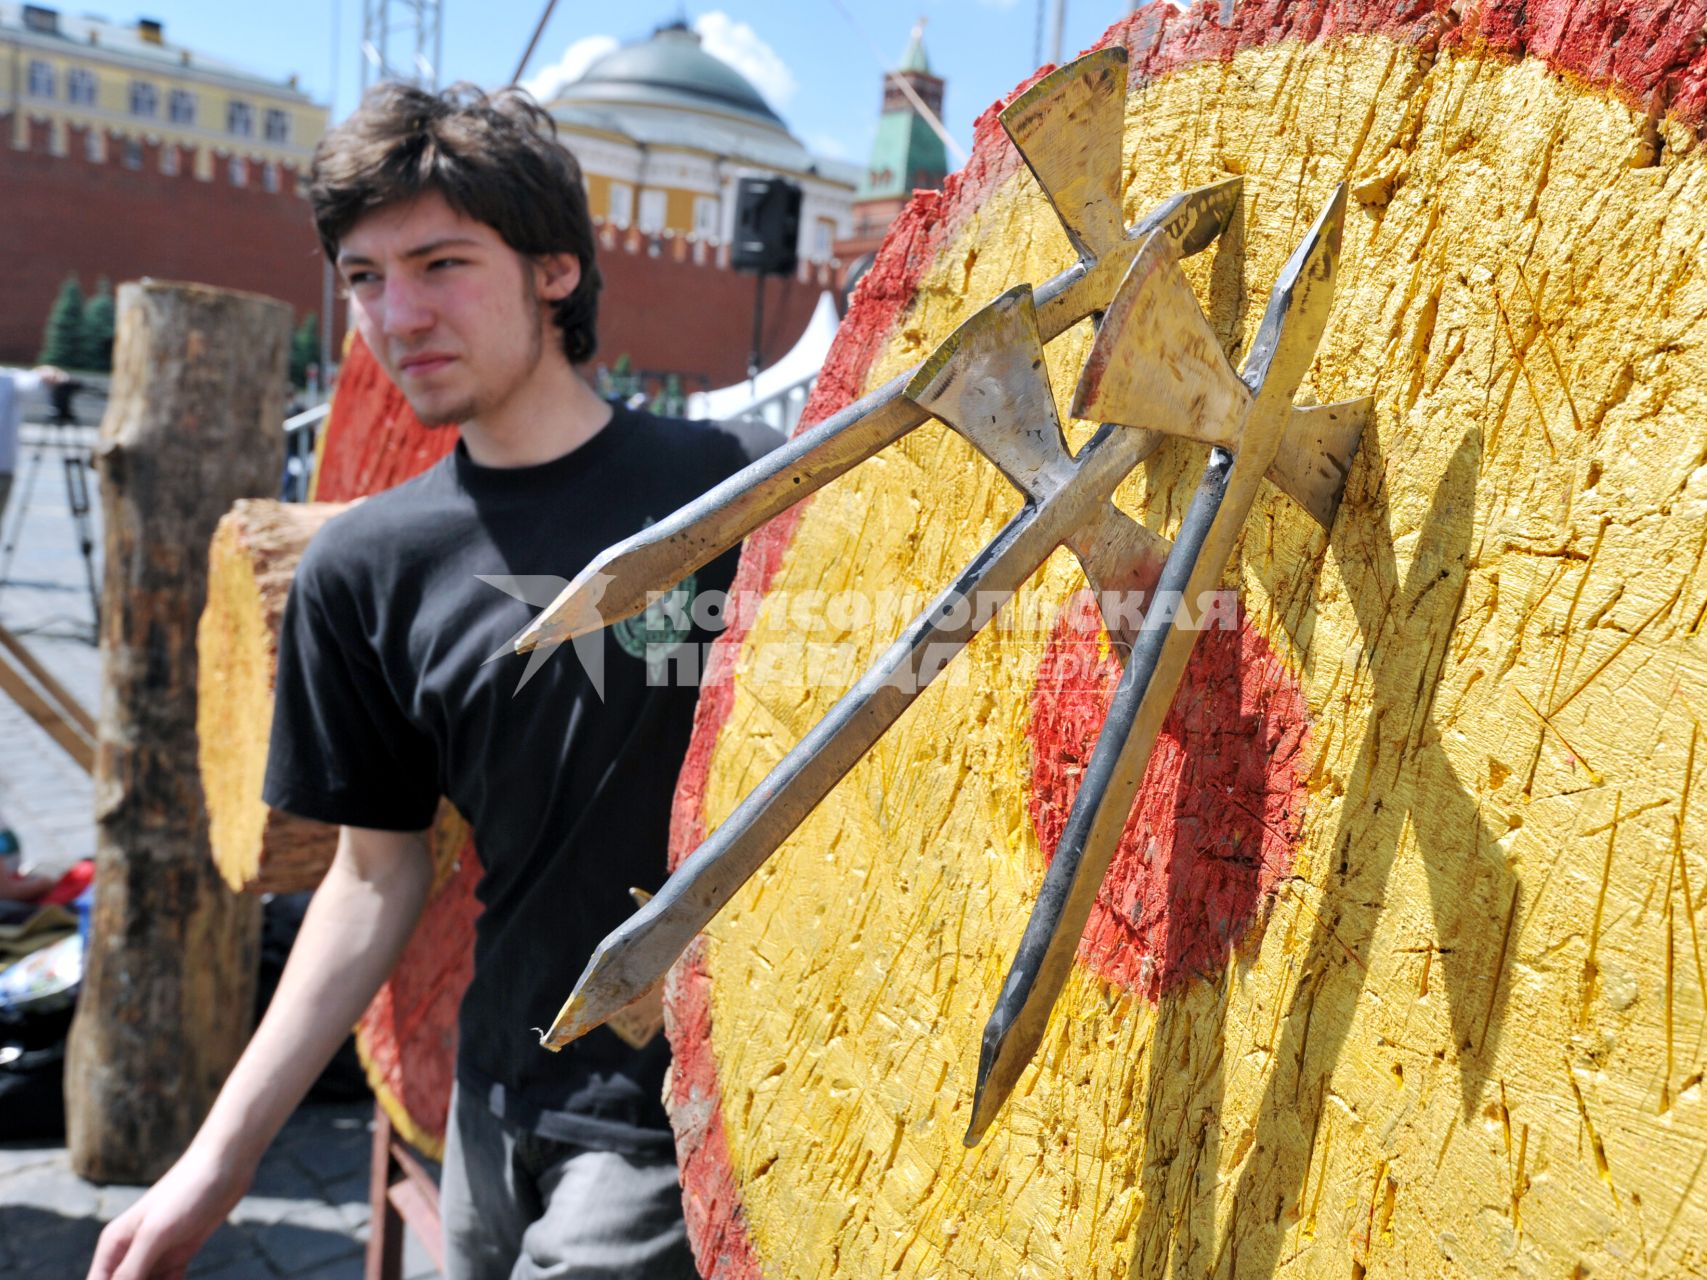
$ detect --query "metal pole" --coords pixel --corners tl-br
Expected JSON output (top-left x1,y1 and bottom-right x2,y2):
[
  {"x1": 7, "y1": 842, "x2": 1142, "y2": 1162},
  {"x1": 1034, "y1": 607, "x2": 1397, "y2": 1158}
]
[
  {"x1": 748, "y1": 270, "x2": 765, "y2": 393},
  {"x1": 1049, "y1": 0, "x2": 1067, "y2": 65}
]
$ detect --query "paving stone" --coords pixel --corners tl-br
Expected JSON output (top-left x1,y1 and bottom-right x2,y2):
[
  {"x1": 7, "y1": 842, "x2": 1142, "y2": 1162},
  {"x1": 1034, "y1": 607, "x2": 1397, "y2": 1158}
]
[
  {"x1": 291, "y1": 1252, "x2": 367, "y2": 1280},
  {"x1": 2, "y1": 1203, "x2": 102, "y2": 1272},
  {"x1": 189, "y1": 1254, "x2": 282, "y2": 1280},
  {"x1": 247, "y1": 1157, "x2": 325, "y2": 1206},
  {"x1": 187, "y1": 1221, "x2": 264, "y2": 1276},
  {"x1": 0, "y1": 1144, "x2": 63, "y2": 1179},
  {"x1": 96, "y1": 1181, "x2": 147, "y2": 1217},
  {"x1": 255, "y1": 1214, "x2": 362, "y2": 1276},
  {"x1": 320, "y1": 1170, "x2": 370, "y2": 1208},
  {"x1": 0, "y1": 1158, "x2": 99, "y2": 1217},
  {"x1": 285, "y1": 1127, "x2": 370, "y2": 1183}
]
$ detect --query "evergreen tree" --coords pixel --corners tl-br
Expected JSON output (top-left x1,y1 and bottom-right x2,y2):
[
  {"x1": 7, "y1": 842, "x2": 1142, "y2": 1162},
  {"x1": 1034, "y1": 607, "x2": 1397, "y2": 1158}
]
[
  {"x1": 289, "y1": 313, "x2": 319, "y2": 388},
  {"x1": 80, "y1": 278, "x2": 115, "y2": 373},
  {"x1": 38, "y1": 276, "x2": 85, "y2": 368}
]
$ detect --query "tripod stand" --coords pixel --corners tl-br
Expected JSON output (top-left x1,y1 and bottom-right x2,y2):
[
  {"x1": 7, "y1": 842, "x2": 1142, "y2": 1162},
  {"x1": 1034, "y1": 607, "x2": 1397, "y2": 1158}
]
[{"x1": 0, "y1": 397, "x2": 101, "y2": 639}]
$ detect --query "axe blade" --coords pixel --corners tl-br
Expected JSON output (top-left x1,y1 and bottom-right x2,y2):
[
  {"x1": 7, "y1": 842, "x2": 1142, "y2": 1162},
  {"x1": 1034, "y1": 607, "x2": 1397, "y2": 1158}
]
[
  {"x1": 1000, "y1": 46, "x2": 1130, "y2": 262},
  {"x1": 905, "y1": 285, "x2": 1076, "y2": 501},
  {"x1": 1269, "y1": 397, "x2": 1372, "y2": 530},
  {"x1": 965, "y1": 187, "x2": 1363, "y2": 1145},
  {"x1": 1072, "y1": 230, "x2": 1250, "y2": 447}
]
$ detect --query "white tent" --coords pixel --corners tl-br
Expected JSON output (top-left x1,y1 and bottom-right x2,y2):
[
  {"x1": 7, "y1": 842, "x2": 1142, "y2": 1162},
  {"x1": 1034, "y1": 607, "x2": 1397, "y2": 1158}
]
[{"x1": 686, "y1": 289, "x2": 840, "y2": 434}]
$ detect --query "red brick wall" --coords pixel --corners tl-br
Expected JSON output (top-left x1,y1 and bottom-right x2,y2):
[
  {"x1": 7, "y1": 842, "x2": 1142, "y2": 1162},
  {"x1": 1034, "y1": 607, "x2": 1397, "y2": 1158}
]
[
  {"x1": 590, "y1": 225, "x2": 838, "y2": 391},
  {"x1": 1, "y1": 116, "x2": 837, "y2": 388},
  {"x1": 0, "y1": 114, "x2": 328, "y2": 364}
]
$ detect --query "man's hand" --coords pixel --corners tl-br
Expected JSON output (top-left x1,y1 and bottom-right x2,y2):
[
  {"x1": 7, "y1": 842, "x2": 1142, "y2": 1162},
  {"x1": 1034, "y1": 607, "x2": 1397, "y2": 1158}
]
[{"x1": 88, "y1": 1144, "x2": 252, "y2": 1280}]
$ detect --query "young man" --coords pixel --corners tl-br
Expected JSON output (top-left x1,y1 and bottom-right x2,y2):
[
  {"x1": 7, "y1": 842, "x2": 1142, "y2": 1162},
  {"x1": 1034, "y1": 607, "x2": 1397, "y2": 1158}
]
[{"x1": 89, "y1": 84, "x2": 777, "y2": 1280}]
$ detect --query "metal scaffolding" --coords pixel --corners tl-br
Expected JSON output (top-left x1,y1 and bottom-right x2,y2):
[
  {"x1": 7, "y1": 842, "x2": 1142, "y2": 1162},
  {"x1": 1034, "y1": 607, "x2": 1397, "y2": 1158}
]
[{"x1": 360, "y1": 0, "x2": 443, "y2": 90}]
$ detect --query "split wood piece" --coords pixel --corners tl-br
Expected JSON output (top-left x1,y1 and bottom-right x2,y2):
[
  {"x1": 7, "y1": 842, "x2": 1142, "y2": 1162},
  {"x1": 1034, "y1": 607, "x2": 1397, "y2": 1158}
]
[
  {"x1": 198, "y1": 498, "x2": 348, "y2": 893},
  {"x1": 65, "y1": 280, "x2": 290, "y2": 1183},
  {"x1": 0, "y1": 622, "x2": 95, "y2": 772}
]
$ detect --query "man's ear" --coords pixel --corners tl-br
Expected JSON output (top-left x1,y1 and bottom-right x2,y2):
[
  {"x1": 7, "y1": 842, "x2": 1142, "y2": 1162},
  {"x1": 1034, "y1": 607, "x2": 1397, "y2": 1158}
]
[{"x1": 536, "y1": 253, "x2": 581, "y2": 302}]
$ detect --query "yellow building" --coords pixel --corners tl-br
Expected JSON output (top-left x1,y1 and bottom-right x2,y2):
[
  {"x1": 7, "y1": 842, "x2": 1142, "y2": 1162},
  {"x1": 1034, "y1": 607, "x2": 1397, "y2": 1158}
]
[{"x1": 1, "y1": 3, "x2": 325, "y2": 185}]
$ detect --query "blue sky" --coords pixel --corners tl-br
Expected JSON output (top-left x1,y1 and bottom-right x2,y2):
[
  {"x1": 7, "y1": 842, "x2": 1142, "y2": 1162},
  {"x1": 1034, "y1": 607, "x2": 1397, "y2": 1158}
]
[{"x1": 125, "y1": 2, "x2": 1172, "y2": 168}]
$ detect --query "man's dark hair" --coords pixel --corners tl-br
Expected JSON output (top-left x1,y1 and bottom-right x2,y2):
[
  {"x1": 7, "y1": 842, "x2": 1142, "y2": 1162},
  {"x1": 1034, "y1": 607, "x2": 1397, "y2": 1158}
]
[{"x1": 309, "y1": 81, "x2": 602, "y2": 364}]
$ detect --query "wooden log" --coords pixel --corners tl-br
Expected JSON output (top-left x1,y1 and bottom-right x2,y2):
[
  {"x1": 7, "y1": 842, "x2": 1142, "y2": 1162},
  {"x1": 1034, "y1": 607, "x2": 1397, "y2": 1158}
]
[
  {"x1": 198, "y1": 499, "x2": 348, "y2": 893},
  {"x1": 66, "y1": 281, "x2": 290, "y2": 1183},
  {"x1": 662, "y1": 3, "x2": 1707, "y2": 1277}
]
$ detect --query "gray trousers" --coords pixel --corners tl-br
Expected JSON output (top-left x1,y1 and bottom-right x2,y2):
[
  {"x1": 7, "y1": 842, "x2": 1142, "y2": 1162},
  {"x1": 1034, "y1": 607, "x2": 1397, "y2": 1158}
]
[{"x1": 439, "y1": 1085, "x2": 698, "y2": 1280}]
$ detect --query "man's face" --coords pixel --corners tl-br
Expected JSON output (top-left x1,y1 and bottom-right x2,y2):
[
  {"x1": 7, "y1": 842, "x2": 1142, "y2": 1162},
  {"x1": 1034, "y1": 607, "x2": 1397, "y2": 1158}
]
[{"x1": 336, "y1": 191, "x2": 577, "y2": 426}]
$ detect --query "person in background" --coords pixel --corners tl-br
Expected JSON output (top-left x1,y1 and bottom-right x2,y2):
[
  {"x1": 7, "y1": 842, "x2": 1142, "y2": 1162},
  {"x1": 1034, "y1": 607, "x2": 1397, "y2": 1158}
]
[{"x1": 0, "y1": 366, "x2": 66, "y2": 525}]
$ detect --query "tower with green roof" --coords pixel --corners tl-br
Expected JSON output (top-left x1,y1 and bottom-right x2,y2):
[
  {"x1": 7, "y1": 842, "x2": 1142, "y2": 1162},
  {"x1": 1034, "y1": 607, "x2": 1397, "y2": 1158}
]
[{"x1": 859, "y1": 21, "x2": 949, "y2": 201}]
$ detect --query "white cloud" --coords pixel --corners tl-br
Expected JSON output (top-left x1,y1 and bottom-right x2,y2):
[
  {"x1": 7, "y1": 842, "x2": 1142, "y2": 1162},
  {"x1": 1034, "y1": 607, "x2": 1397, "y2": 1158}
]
[
  {"x1": 693, "y1": 11, "x2": 797, "y2": 112},
  {"x1": 520, "y1": 34, "x2": 619, "y2": 103}
]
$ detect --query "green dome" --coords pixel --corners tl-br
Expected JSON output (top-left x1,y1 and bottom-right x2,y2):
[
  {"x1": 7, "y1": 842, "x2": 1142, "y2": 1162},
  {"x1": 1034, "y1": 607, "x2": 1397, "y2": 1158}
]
[{"x1": 562, "y1": 22, "x2": 787, "y2": 131}]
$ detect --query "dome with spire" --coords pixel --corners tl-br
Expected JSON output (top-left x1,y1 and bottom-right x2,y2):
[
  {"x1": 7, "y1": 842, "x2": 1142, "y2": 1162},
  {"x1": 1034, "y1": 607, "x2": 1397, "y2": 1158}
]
[{"x1": 553, "y1": 21, "x2": 789, "y2": 136}]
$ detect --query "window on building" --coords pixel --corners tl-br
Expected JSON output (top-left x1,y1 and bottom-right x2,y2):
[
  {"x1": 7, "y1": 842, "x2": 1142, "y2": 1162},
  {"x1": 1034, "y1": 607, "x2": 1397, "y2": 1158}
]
[
  {"x1": 84, "y1": 130, "x2": 103, "y2": 163},
  {"x1": 637, "y1": 189, "x2": 667, "y2": 235},
  {"x1": 67, "y1": 68, "x2": 97, "y2": 105},
  {"x1": 27, "y1": 60, "x2": 55, "y2": 98},
  {"x1": 160, "y1": 145, "x2": 179, "y2": 176},
  {"x1": 264, "y1": 108, "x2": 290, "y2": 144},
  {"x1": 607, "y1": 182, "x2": 632, "y2": 229},
  {"x1": 262, "y1": 162, "x2": 279, "y2": 193},
  {"x1": 226, "y1": 100, "x2": 253, "y2": 136},
  {"x1": 129, "y1": 80, "x2": 158, "y2": 117},
  {"x1": 693, "y1": 195, "x2": 719, "y2": 239},
  {"x1": 122, "y1": 139, "x2": 143, "y2": 169},
  {"x1": 229, "y1": 156, "x2": 246, "y2": 186},
  {"x1": 168, "y1": 89, "x2": 196, "y2": 125},
  {"x1": 814, "y1": 217, "x2": 836, "y2": 260}
]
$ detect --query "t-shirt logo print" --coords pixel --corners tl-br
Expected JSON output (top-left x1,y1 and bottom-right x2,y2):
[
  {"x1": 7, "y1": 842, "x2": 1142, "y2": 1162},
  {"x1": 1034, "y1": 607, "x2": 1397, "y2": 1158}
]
[
  {"x1": 612, "y1": 570, "x2": 698, "y2": 682},
  {"x1": 475, "y1": 571, "x2": 614, "y2": 698}
]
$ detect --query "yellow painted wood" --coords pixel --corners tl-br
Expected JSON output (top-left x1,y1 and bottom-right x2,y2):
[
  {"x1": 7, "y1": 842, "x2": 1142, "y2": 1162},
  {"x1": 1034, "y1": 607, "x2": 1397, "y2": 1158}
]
[{"x1": 690, "y1": 35, "x2": 1707, "y2": 1280}]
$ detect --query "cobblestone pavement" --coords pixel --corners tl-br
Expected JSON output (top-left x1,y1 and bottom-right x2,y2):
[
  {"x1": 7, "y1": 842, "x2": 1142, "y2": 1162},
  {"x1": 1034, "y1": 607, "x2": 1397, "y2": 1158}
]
[
  {"x1": 0, "y1": 1101, "x2": 441, "y2": 1278},
  {"x1": 0, "y1": 400, "x2": 441, "y2": 1277}
]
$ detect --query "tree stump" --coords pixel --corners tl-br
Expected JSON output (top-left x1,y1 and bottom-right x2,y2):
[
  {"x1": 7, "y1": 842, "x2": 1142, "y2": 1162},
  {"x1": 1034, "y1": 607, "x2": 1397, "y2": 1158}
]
[
  {"x1": 66, "y1": 281, "x2": 290, "y2": 1183},
  {"x1": 198, "y1": 499, "x2": 348, "y2": 893},
  {"x1": 662, "y1": 3, "x2": 1707, "y2": 1276}
]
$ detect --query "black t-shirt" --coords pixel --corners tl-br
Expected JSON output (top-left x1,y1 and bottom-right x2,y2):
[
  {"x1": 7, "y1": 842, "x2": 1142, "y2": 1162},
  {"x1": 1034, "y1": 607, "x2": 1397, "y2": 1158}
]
[{"x1": 263, "y1": 406, "x2": 779, "y2": 1152}]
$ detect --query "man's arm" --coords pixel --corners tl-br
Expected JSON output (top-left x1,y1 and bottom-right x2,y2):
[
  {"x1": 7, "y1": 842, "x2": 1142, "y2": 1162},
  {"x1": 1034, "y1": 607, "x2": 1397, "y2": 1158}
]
[{"x1": 88, "y1": 823, "x2": 435, "y2": 1280}]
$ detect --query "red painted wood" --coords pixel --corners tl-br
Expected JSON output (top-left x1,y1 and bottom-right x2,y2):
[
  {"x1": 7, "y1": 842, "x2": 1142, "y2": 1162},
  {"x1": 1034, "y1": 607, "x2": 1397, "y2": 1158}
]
[{"x1": 1026, "y1": 593, "x2": 1309, "y2": 999}]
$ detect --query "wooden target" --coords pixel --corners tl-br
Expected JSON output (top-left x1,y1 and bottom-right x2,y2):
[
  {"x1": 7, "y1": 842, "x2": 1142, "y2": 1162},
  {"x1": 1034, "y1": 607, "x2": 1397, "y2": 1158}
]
[{"x1": 662, "y1": 2, "x2": 1707, "y2": 1276}]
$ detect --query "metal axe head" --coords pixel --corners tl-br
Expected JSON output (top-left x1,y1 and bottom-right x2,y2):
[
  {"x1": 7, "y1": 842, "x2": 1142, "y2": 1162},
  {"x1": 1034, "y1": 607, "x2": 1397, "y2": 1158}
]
[
  {"x1": 1000, "y1": 46, "x2": 1129, "y2": 263},
  {"x1": 904, "y1": 287, "x2": 1170, "y2": 649},
  {"x1": 1073, "y1": 186, "x2": 1369, "y2": 530}
]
